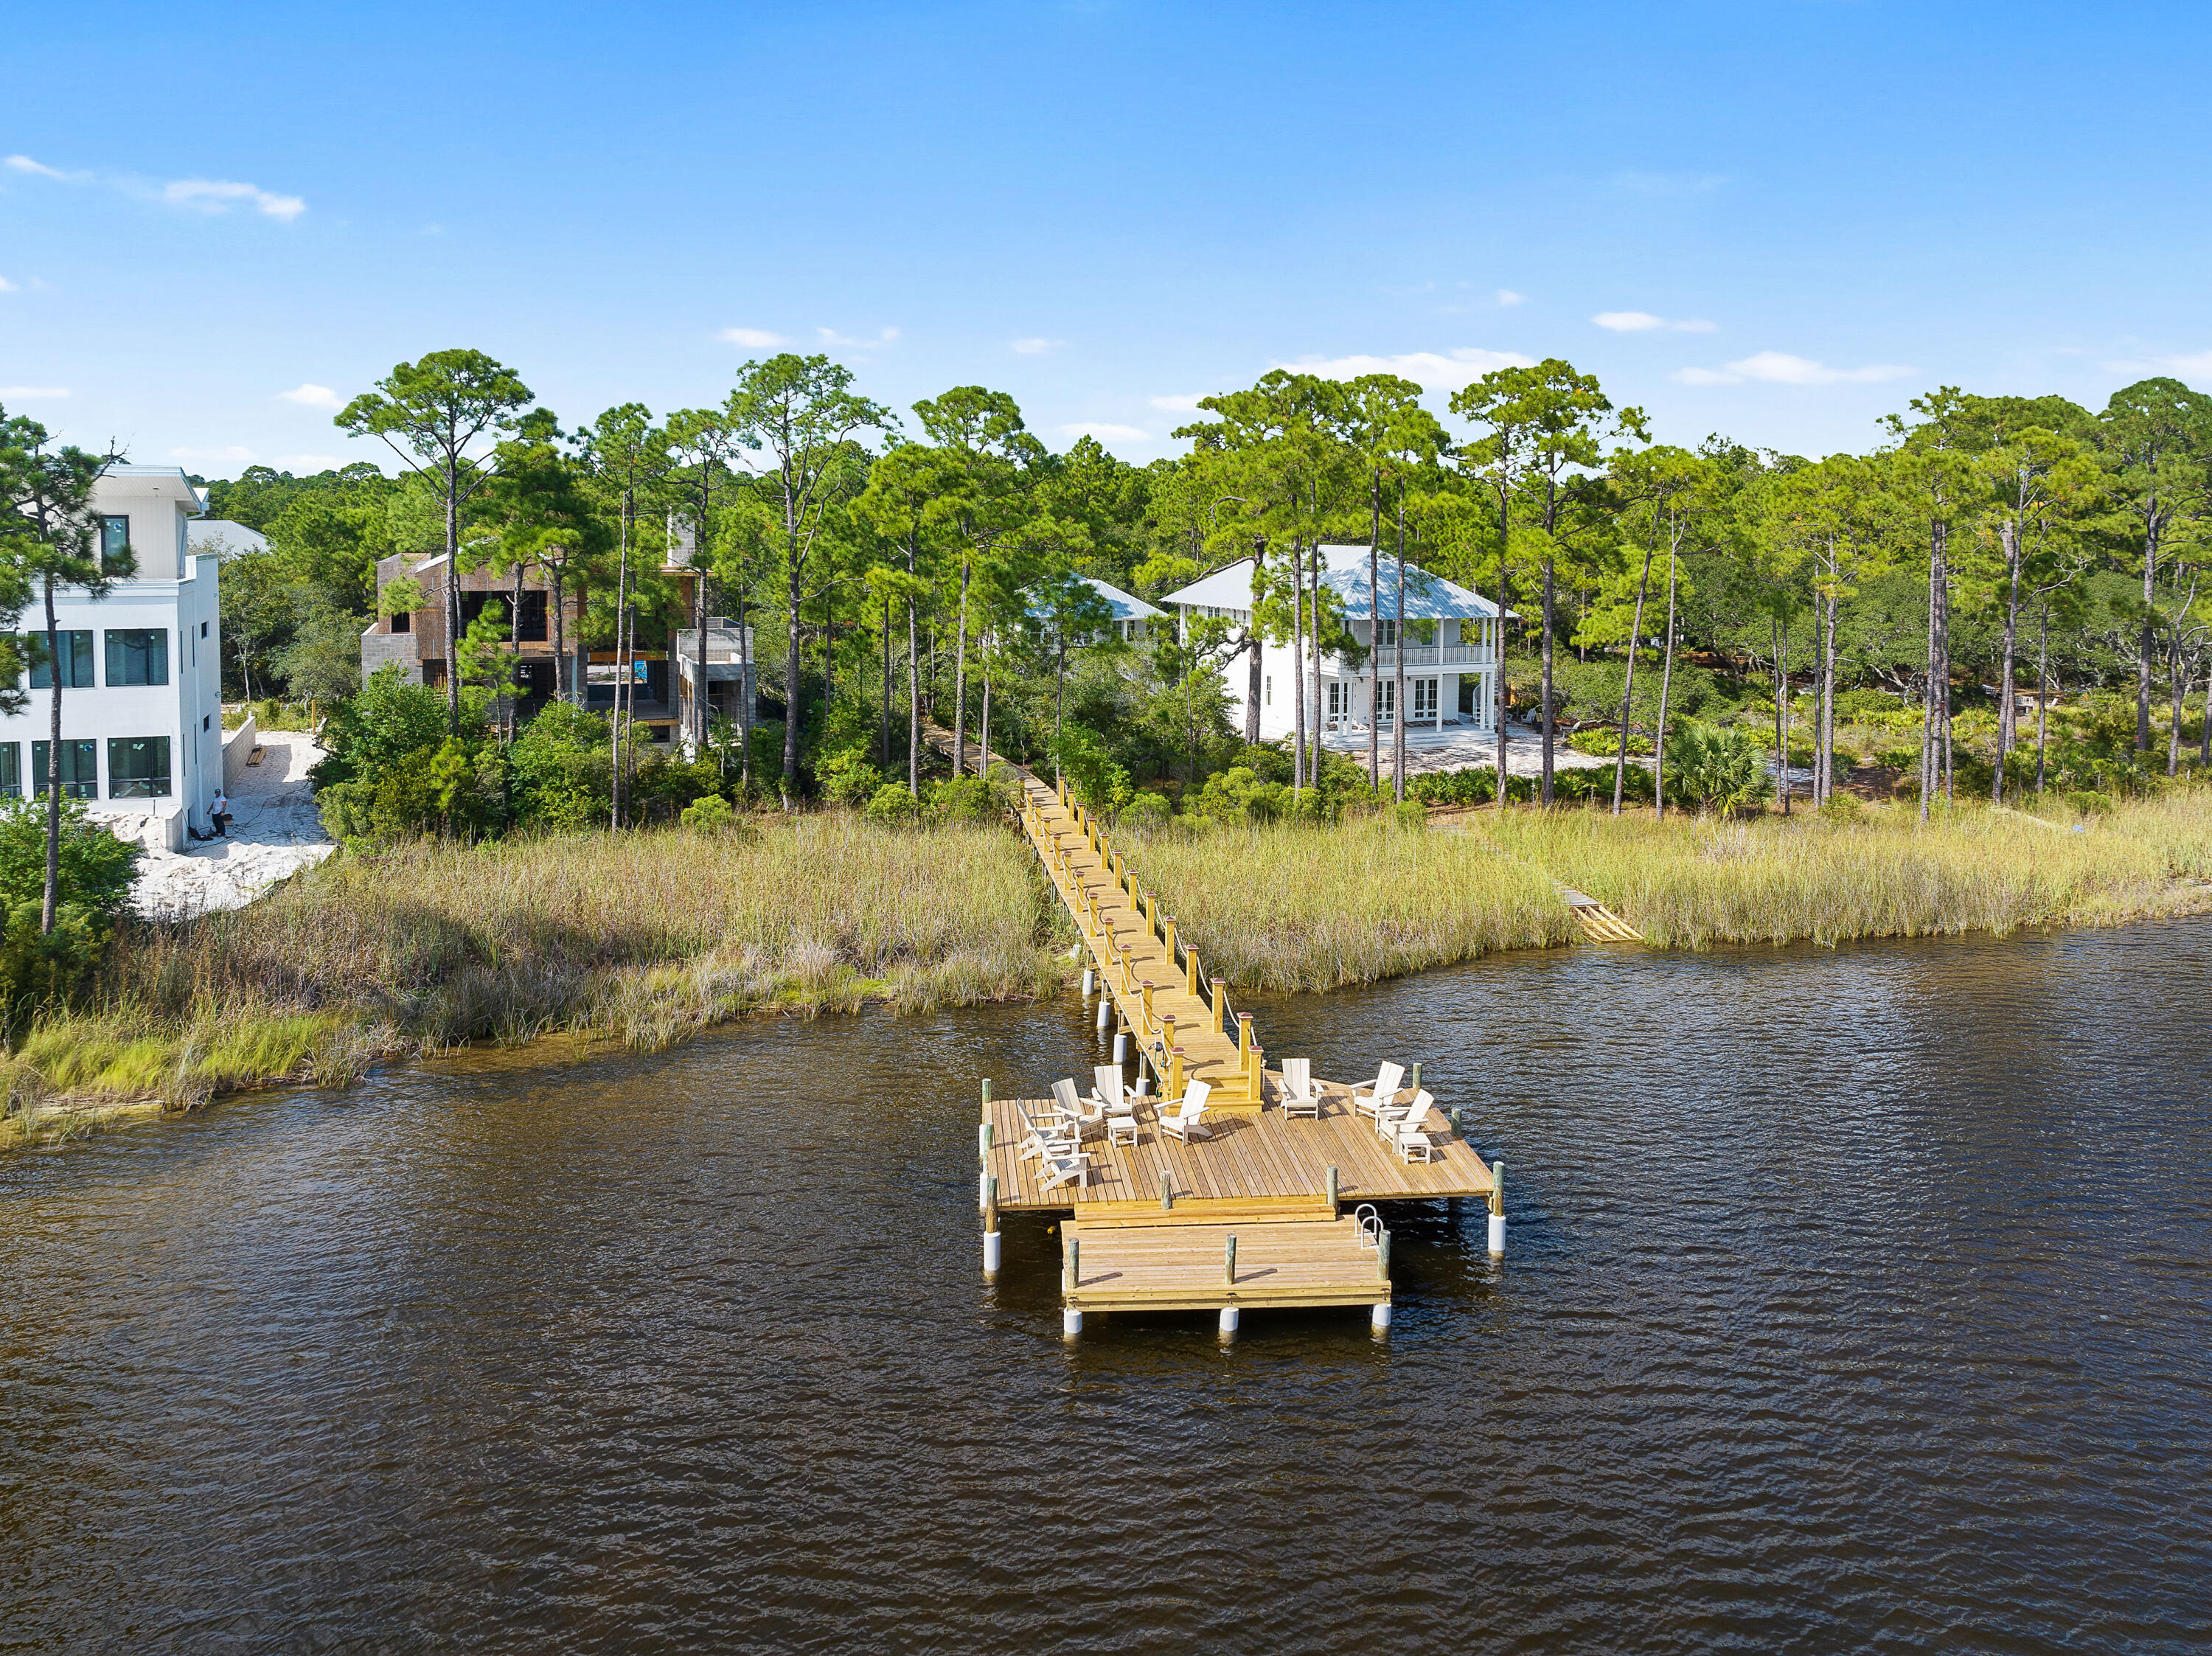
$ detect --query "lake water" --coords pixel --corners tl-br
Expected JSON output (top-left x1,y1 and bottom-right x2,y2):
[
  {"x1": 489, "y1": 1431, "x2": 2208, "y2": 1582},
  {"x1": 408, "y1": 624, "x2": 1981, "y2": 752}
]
[{"x1": 3, "y1": 920, "x2": 2208, "y2": 1653}]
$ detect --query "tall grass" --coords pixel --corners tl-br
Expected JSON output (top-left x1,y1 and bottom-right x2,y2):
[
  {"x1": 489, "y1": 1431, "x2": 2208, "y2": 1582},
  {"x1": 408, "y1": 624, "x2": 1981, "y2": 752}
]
[
  {"x1": 1122, "y1": 817, "x2": 1575, "y2": 992},
  {"x1": 1490, "y1": 789, "x2": 2212, "y2": 948},
  {"x1": 4, "y1": 817, "x2": 1065, "y2": 1124}
]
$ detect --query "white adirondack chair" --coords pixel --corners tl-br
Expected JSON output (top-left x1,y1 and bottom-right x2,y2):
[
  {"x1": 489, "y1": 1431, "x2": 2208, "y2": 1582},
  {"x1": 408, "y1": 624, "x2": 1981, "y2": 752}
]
[
  {"x1": 1278, "y1": 1058, "x2": 1321, "y2": 1119},
  {"x1": 1352, "y1": 1062, "x2": 1407, "y2": 1121},
  {"x1": 1159, "y1": 1079, "x2": 1214, "y2": 1143}
]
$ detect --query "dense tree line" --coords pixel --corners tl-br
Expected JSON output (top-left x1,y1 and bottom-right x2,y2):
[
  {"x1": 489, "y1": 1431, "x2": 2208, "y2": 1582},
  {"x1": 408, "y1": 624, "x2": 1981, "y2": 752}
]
[{"x1": 174, "y1": 351, "x2": 2212, "y2": 836}]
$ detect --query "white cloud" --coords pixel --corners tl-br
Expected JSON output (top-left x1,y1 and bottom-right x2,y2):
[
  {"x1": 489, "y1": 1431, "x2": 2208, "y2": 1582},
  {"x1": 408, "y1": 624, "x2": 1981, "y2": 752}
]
[
  {"x1": 1593, "y1": 310, "x2": 1717, "y2": 333},
  {"x1": 170, "y1": 445, "x2": 259, "y2": 465},
  {"x1": 7, "y1": 153, "x2": 305, "y2": 220},
  {"x1": 276, "y1": 382, "x2": 343, "y2": 410},
  {"x1": 1149, "y1": 394, "x2": 1204, "y2": 412},
  {"x1": 717, "y1": 326, "x2": 786, "y2": 347},
  {"x1": 0, "y1": 276, "x2": 15, "y2": 293},
  {"x1": 162, "y1": 178, "x2": 305, "y2": 220},
  {"x1": 0, "y1": 385, "x2": 69, "y2": 399},
  {"x1": 1010, "y1": 337, "x2": 1065, "y2": 355},
  {"x1": 1673, "y1": 350, "x2": 1916, "y2": 387},
  {"x1": 817, "y1": 325, "x2": 900, "y2": 349},
  {"x1": 2101, "y1": 348, "x2": 2212, "y2": 377},
  {"x1": 1495, "y1": 289, "x2": 1526, "y2": 307},
  {"x1": 1280, "y1": 346, "x2": 1536, "y2": 391},
  {"x1": 1061, "y1": 422, "x2": 1150, "y2": 444}
]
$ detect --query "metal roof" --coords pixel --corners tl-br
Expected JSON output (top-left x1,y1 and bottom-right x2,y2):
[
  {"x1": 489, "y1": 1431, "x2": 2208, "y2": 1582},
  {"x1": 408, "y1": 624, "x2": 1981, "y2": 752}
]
[{"x1": 1161, "y1": 545, "x2": 1512, "y2": 620}]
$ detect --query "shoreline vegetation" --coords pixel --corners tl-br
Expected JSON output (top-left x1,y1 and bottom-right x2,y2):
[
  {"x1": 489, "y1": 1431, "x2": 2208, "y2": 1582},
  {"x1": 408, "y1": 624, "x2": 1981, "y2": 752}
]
[
  {"x1": 7, "y1": 784, "x2": 2210, "y2": 1148},
  {"x1": 1, "y1": 817, "x2": 1066, "y2": 1149}
]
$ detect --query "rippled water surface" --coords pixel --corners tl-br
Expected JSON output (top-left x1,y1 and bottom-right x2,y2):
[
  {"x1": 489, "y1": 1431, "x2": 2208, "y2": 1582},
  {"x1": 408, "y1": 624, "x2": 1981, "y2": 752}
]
[{"x1": 4, "y1": 920, "x2": 2210, "y2": 1654}]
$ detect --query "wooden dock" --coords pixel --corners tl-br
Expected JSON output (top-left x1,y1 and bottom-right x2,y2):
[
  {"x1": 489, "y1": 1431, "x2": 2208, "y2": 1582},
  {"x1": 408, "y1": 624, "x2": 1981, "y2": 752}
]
[{"x1": 931, "y1": 731, "x2": 1506, "y2": 1335}]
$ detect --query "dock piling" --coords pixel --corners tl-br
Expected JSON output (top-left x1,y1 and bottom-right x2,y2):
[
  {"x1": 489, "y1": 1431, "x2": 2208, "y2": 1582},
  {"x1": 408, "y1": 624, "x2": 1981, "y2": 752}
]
[
  {"x1": 1326, "y1": 1165, "x2": 1339, "y2": 1214},
  {"x1": 1159, "y1": 1169, "x2": 1174, "y2": 1211},
  {"x1": 1218, "y1": 1305, "x2": 1239, "y2": 1339},
  {"x1": 983, "y1": 1175, "x2": 1001, "y2": 1278},
  {"x1": 1488, "y1": 1159, "x2": 1506, "y2": 1257},
  {"x1": 1371, "y1": 1302, "x2": 1391, "y2": 1336},
  {"x1": 1225, "y1": 1234, "x2": 1237, "y2": 1285},
  {"x1": 1096, "y1": 995, "x2": 1110, "y2": 1031},
  {"x1": 1081, "y1": 966, "x2": 1095, "y2": 995},
  {"x1": 1113, "y1": 1029, "x2": 1128, "y2": 1064}
]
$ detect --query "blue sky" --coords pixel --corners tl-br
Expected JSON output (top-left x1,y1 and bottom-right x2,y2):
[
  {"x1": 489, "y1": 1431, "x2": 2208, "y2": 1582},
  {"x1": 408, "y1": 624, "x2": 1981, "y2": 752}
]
[{"x1": 4, "y1": 1, "x2": 2208, "y2": 478}]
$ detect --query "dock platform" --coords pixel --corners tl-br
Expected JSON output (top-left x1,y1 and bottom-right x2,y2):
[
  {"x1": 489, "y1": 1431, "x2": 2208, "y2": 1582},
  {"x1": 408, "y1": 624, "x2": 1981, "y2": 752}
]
[
  {"x1": 929, "y1": 731, "x2": 1509, "y2": 1335},
  {"x1": 983, "y1": 1081, "x2": 1495, "y2": 1213}
]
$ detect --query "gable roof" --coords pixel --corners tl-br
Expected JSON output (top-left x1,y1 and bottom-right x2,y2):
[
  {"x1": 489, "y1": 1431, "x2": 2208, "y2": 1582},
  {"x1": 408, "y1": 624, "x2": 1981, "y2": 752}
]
[
  {"x1": 1161, "y1": 545, "x2": 1513, "y2": 620},
  {"x1": 1081, "y1": 575, "x2": 1164, "y2": 624}
]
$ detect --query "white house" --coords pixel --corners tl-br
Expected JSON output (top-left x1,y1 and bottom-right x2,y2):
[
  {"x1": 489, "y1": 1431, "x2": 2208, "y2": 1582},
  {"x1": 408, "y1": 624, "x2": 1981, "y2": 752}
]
[
  {"x1": 4, "y1": 466, "x2": 225, "y2": 850},
  {"x1": 1159, "y1": 545, "x2": 1509, "y2": 742},
  {"x1": 1074, "y1": 576, "x2": 1164, "y2": 644}
]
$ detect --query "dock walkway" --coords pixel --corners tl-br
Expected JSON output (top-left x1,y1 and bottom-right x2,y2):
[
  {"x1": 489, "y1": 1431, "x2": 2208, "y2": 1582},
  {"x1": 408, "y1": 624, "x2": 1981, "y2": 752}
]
[{"x1": 930, "y1": 728, "x2": 1503, "y2": 1334}]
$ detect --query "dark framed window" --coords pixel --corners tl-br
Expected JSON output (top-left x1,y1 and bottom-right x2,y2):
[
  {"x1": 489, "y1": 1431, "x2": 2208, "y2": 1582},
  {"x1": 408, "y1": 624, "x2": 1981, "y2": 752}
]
[
  {"x1": 31, "y1": 740, "x2": 98, "y2": 799},
  {"x1": 106, "y1": 628, "x2": 170, "y2": 686},
  {"x1": 108, "y1": 737, "x2": 172, "y2": 799},
  {"x1": 29, "y1": 630, "x2": 95, "y2": 688},
  {"x1": 0, "y1": 742, "x2": 17, "y2": 799},
  {"x1": 100, "y1": 515, "x2": 131, "y2": 571},
  {"x1": 390, "y1": 608, "x2": 411, "y2": 633},
  {"x1": 518, "y1": 589, "x2": 548, "y2": 641}
]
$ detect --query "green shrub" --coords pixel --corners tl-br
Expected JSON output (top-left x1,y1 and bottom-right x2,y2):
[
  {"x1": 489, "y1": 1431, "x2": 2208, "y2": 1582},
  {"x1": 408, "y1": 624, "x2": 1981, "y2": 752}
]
[
  {"x1": 1568, "y1": 728, "x2": 1653, "y2": 757},
  {"x1": 1391, "y1": 799, "x2": 1427, "y2": 830},
  {"x1": 0, "y1": 796, "x2": 141, "y2": 1033},
  {"x1": 1836, "y1": 688, "x2": 1903, "y2": 716},
  {"x1": 1121, "y1": 791, "x2": 1172, "y2": 829},
  {"x1": 817, "y1": 747, "x2": 885, "y2": 807},
  {"x1": 1186, "y1": 765, "x2": 1287, "y2": 826},
  {"x1": 863, "y1": 782, "x2": 922, "y2": 826},
  {"x1": 928, "y1": 776, "x2": 999, "y2": 823},
  {"x1": 678, "y1": 793, "x2": 735, "y2": 833},
  {"x1": 1663, "y1": 723, "x2": 1774, "y2": 815}
]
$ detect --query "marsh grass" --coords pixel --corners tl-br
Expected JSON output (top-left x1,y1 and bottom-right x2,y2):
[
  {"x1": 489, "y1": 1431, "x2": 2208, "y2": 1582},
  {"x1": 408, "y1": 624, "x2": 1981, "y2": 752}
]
[
  {"x1": 1491, "y1": 789, "x2": 2212, "y2": 948},
  {"x1": 5, "y1": 817, "x2": 1064, "y2": 1127},
  {"x1": 1122, "y1": 817, "x2": 1576, "y2": 992}
]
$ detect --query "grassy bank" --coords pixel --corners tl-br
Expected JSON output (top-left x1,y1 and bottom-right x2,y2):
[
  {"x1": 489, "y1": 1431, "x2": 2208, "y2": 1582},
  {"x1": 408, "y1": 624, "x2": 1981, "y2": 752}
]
[
  {"x1": 1121, "y1": 816, "x2": 1576, "y2": 992},
  {"x1": 2, "y1": 817, "x2": 1066, "y2": 1140},
  {"x1": 1489, "y1": 790, "x2": 2212, "y2": 948}
]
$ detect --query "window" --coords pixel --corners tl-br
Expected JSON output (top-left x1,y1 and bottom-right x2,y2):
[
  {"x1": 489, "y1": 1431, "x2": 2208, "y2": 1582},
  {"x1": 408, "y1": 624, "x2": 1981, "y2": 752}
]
[
  {"x1": 390, "y1": 608, "x2": 411, "y2": 633},
  {"x1": 517, "y1": 590, "x2": 548, "y2": 641},
  {"x1": 0, "y1": 742, "x2": 16, "y2": 799},
  {"x1": 100, "y1": 515, "x2": 130, "y2": 571},
  {"x1": 106, "y1": 628, "x2": 170, "y2": 686},
  {"x1": 1413, "y1": 677, "x2": 1439, "y2": 719},
  {"x1": 204, "y1": 714, "x2": 212, "y2": 731},
  {"x1": 32, "y1": 740, "x2": 98, "y2": 799},
  {"x1": 1326, "y1": 682, "x2": 1343, "y2": 718},
  {"x1": 1375, "y1": 679, "x2": 1395, "y2": 723},
  {"x1": 108, "y1": 737, "x2": 172, "y2": 799},
  {"x1": 1265, "y1": 675, "x2": 1273, "y2": 706},
  {"x1": 1374, "y1": 617, "x2": 1397, "y2": 649},
  {"x1": 29, "y1": 630, "x2": 95, "y2": 688},
  {"x1": 201, "y1": 620, "x2": 209, "y2": 637}
]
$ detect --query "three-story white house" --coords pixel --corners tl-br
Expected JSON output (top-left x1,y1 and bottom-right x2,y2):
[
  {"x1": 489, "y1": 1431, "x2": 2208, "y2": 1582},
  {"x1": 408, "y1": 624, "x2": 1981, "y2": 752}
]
[
  {"x1": 1160, "y1": 545, "x2": 1510, "y2": 742},
  {"x1": 5, "y1": 466, "x2": 225, "y2": 850}
]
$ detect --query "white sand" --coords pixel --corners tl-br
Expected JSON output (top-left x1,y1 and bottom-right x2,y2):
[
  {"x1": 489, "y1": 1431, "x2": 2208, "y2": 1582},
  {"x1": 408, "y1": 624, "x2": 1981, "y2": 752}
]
[{"x1": 132, "y1": 732, "x2": 337, "y2": 919}]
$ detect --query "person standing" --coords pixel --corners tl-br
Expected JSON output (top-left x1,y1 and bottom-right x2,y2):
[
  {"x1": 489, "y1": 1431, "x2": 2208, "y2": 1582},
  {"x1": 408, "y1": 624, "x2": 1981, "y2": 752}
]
[{"x1": 211, "y1": 788, "x2": 229, "y2": 838}]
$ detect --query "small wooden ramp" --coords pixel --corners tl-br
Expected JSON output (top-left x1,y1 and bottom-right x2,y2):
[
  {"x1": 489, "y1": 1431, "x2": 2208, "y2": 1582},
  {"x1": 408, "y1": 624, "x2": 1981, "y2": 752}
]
[{"x1": 1559, "y1": 886, "x2": 1644, "y2": 942}]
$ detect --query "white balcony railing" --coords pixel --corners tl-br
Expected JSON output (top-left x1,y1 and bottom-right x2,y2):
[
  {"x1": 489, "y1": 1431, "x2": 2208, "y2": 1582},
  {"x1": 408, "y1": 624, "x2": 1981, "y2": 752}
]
[{"x1": 1328, "y1": 644, "x2": 1495, "y2": 670}]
